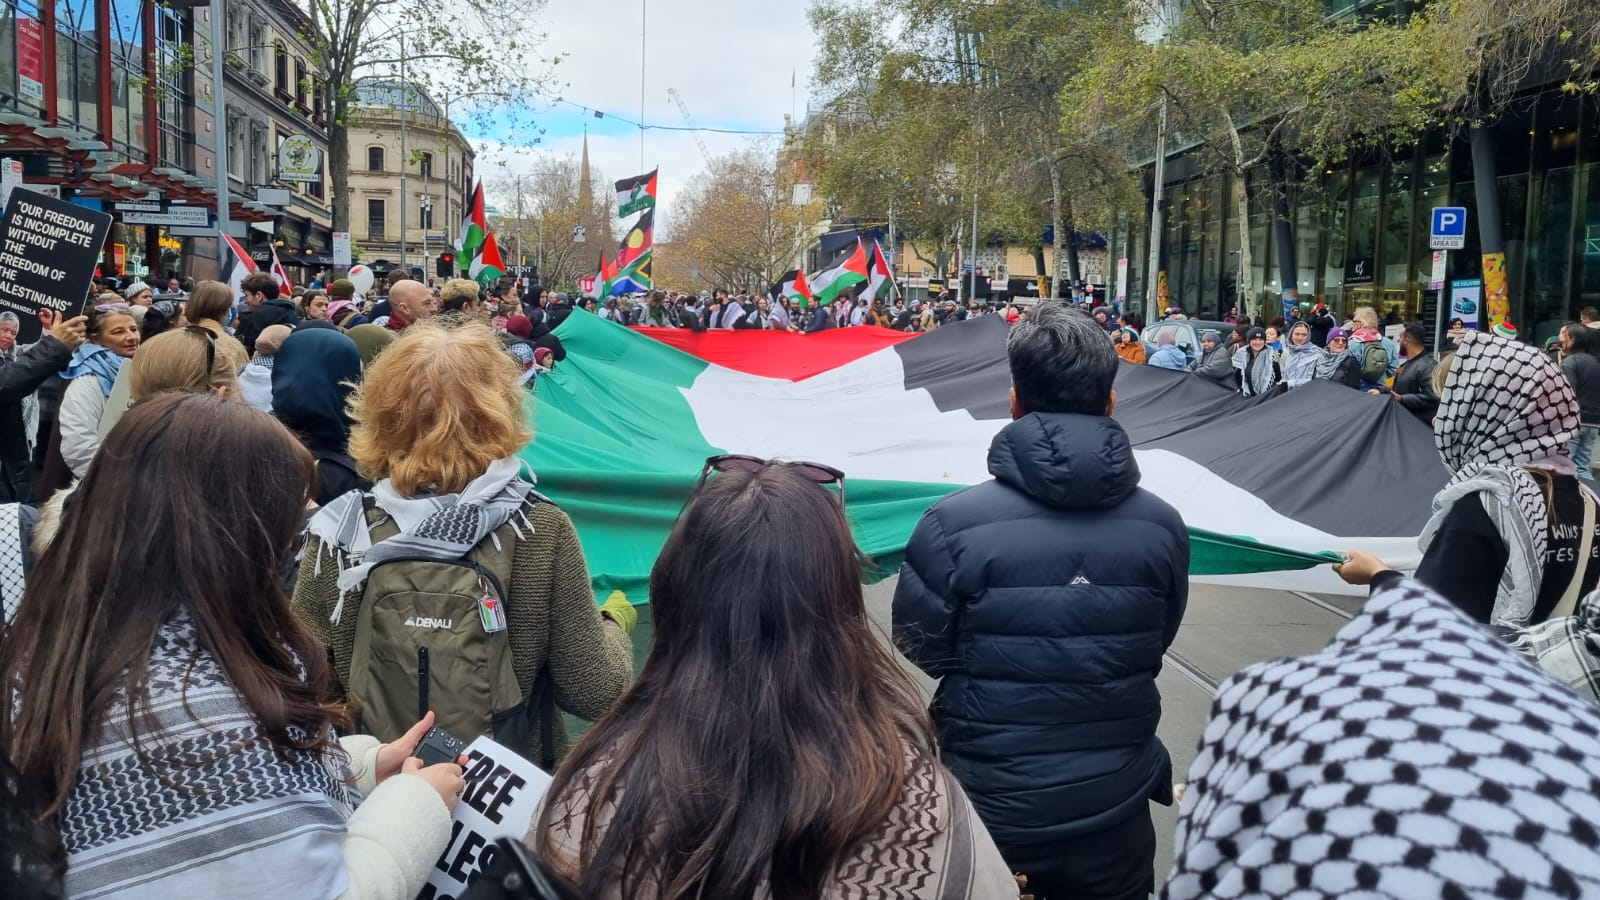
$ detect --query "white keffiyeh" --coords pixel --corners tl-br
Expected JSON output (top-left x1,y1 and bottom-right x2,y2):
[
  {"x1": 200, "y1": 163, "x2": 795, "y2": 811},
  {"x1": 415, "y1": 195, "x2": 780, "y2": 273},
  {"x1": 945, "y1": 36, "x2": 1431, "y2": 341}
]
[{"x1": 1424, "y1": 331, "x2": 1581, "y2": 627}]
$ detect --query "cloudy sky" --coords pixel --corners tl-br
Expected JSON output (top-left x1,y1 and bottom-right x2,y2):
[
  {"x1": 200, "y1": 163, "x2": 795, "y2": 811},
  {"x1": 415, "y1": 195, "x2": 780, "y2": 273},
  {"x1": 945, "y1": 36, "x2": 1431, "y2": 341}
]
[{"x1": 462, "y1": 0, "x2": 819, "y2": 237}]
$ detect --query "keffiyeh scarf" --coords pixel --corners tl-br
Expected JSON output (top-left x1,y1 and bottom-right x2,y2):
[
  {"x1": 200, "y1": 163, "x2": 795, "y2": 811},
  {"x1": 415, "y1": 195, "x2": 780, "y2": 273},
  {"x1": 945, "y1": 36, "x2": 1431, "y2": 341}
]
[
  {"x1": 1232, "y1": 346, "x2": 1278, "y2": 397},
  {"x1": 304, "y1": 456, "x2": 537, "y2": 623},
  {"x1": 1280, "y1": 339, "x2": 1321, "y2": 388},
  {"x1": 1423, "y1": 330, "x2": 1581, "y2": 626},
  {"x1": 1165, "y1": 573, "x2": 1600, "y2": 899}
]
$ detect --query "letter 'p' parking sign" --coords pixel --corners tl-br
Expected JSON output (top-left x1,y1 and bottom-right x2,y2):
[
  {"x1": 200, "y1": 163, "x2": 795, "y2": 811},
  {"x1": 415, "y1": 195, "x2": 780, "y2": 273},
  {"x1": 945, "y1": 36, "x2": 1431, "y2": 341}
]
[{"x1": 1430, "y1": 207, "x2": 1467, "y2": 250}]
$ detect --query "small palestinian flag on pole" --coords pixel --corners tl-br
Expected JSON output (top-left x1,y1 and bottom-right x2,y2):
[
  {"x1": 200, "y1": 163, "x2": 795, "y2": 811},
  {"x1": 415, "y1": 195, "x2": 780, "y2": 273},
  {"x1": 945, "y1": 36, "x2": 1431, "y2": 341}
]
[
  {"x1": 810, "y1": 239, "x2": 869, "y2": 306},
  {"x1": 457, "y1": 180, "x2": 486, "y2": 271},
  {"x1": 268, "y1": 243, "x2": 293, "y2": 294},
  {"x1": 864, "y1": 240, "x2": 896, "y2": 303},
  {"x1": 469, "y1": 230, "x2": 507, "y2": 286},
  {"x1": 614, "y1": 169, "x2": 658, "y2": 218},
  {"x1": 777, "y1": 269, "x2": 813, "y2": 308},
  {"x1": 220, "y1": 233, "x2": 257, "y2": 300}
]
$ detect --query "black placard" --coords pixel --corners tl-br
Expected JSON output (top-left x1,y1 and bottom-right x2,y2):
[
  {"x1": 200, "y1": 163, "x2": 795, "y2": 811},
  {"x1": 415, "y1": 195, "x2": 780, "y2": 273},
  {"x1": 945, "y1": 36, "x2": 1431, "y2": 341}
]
[{"x1": 0, "y1": 190, "x2": 113, "y2": 343}]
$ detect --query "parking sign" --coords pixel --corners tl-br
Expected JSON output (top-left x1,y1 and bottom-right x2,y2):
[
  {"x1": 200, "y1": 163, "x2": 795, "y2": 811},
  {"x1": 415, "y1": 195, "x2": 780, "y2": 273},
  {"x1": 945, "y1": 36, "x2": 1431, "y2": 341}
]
[{"x1": 1430, "y1": 207, "x2": 1467, "y2": 250}]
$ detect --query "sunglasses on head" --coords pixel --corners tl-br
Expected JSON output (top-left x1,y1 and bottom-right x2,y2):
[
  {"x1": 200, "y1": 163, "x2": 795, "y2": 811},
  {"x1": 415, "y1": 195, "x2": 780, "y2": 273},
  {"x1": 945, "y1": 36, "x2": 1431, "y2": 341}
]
[
  {"x1": 698, "y1": 454, "x2": 846, "y2": 502},
  {"x1": 183, "y1": 324, "x2": 216, "y2": 373}
]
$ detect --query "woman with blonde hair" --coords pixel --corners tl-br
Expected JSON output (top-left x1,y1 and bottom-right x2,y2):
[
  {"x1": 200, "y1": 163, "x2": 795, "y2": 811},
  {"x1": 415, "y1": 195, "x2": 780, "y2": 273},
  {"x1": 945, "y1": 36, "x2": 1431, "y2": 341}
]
[
  {"x1": 293, "y1": 323, "x2": 634, "y2": 765},
  {"x1": 182, "y1": 280, "x2": 249, "y2": 372}
]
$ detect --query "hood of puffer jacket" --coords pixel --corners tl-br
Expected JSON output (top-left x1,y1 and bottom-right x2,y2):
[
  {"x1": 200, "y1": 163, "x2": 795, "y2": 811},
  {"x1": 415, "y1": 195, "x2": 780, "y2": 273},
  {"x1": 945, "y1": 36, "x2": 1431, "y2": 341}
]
[
  {"x1": 988, "y1": 411, "x2": 1140, "y2": 510},
  {"x1": 271, "y1": 328, "x2": 361, "y2": 453}
]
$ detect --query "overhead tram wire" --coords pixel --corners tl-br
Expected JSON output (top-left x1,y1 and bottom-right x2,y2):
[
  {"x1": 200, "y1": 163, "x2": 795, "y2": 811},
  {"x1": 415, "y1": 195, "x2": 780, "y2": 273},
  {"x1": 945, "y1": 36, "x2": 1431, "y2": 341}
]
[{"x1": 535, "y1": 94, "x2": 790, "y2": 136}]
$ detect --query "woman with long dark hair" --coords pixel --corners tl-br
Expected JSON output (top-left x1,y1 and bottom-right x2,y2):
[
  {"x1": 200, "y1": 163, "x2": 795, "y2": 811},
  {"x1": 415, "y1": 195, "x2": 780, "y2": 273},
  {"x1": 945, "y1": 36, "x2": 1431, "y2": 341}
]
[
  {"x1": 531, "y1": 459, "x2": 1016, "y2": 899},
  {"x1": 0, "y1": 394, "x2": 466, "y2": 898}
]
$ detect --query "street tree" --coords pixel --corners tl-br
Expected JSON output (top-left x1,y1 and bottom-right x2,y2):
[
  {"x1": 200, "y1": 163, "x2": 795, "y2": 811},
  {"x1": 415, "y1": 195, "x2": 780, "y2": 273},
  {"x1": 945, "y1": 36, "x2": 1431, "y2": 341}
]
[
  {"x1": 300, "y1": 0, "x2": 561, "y2": 233},
  {"x1": 666, "y1": 144, "x2": 821, "y2": 293},
  {"x1": 486, "y1": 154, "x2": 615, "y2": 290}
]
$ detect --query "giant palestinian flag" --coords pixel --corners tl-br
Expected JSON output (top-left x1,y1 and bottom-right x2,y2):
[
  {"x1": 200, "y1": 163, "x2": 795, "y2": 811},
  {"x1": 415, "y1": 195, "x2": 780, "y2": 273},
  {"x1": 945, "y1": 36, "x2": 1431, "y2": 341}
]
[{"x1": 522, "y1": 313, "x2": 1448, "y2": 603}]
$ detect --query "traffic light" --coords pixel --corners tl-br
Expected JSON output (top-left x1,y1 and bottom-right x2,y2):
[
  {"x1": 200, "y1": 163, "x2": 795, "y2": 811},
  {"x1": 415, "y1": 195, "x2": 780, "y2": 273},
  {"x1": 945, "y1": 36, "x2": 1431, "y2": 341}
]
[{"x1": 437, "y1": 252, "x2": 454, "y2": 279}]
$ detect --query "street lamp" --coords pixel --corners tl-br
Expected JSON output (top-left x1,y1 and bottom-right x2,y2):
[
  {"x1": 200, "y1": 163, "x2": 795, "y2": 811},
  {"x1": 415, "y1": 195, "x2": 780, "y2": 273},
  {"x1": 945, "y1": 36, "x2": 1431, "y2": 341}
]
[{"x1": 419, "y1": 194, "x2": 433, "y2": 277}]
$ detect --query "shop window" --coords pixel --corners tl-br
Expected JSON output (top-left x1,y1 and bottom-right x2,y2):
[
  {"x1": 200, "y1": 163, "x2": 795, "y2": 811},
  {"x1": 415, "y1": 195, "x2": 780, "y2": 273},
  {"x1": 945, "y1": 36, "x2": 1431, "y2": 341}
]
[
  {"x1": 55, "y1": 0, "x2": 99, "y2": 130},
  {"x1": 1529, "y1": 168, "x2": 1573, "y2": 336},
  {"x1": 367, "y1": 146, "x2": 384, "y2": 172},
  {"x1": 368, "y1": 199, "x2": 385, "y2": 241}
]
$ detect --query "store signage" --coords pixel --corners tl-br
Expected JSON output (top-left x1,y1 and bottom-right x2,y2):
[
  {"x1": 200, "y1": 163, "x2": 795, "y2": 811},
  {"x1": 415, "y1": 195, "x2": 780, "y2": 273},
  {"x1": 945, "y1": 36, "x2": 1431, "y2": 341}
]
[
  {"x1": 256, "y1": 188, "x2": 293, "y2": 207},
  {"x1": 121, "y1": 205, "x2": 211, "y2": 227},
  {"x1": 1344, "y1": 256, "x2": 1375, "y2": 286},
  {"x1": 16, "y1": 17, "x2": 44, "y2": 105},
  {"x1": 277, "y1": 134, "x2": 323, "y2": 183},
  {"x1": 0, "y1": 189, "x2": 113, "y2": 343},
  {"x1": 1430, "y1": 207, "x2": 1467, "y2": 250},
  {"x1": 115, "y1": 201, "x2": 162, "y2": 212}
]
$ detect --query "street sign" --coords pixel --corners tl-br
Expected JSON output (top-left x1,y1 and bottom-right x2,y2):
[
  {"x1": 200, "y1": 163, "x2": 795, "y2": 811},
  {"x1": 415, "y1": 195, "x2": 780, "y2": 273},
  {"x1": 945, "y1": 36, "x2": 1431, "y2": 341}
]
[
  {"x1": 121, "y1": 205, "x2": 211, "y2": 227},
  {"x1": 1430, "y1": 206, "x2": 1467, "y2": 250}
]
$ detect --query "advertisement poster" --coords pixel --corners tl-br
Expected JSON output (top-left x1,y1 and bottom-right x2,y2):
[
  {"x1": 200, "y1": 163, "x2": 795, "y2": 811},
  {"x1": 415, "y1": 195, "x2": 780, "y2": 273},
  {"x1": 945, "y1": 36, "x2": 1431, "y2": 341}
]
[
  {"x1": 1450, "y1": 278, "x2": 1482, "y2": 331},
  {"x1": 1114, "y1": 257, "x2": 1128, "y2": 305},
  {"x1": 16, "y1": 17, "x2": 44, "y2": 105}
]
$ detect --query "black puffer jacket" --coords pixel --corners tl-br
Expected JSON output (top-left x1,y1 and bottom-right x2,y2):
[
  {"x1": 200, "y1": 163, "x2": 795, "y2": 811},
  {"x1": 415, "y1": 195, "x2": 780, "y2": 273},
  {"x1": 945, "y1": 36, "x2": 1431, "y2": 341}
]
[
  {"x1": 892, "y1": 412, "x2": 1189, "y2": 847},
  {"x1": 236, "y1": 298, "x2": 302, "y2": 356}
]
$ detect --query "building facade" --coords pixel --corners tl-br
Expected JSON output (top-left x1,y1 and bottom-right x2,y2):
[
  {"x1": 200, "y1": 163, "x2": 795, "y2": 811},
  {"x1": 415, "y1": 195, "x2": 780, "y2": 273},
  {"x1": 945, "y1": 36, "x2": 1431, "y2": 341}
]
[
  {"x1": 345, "y1": 79, "x2": 474, "y2": 279},
  {"x1": 221, "y1": 0, "x2": 333, "y2": 279}
]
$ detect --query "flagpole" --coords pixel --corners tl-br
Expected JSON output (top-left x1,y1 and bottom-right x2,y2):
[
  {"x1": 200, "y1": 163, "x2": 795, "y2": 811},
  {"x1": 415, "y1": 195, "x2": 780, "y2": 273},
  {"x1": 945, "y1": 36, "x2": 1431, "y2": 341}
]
[{"x1": 639, "y1": 0, "x2": 647, "y2": 171}]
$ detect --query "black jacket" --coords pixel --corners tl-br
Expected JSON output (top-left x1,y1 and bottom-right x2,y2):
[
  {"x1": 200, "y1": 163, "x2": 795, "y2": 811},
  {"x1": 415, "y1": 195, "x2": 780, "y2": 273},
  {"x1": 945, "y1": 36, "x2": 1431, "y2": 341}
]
[
  {"x1": 1563, "y1": 352, "x2": 1600, "y2": 426},
  {"x1": 1388, "y1": 352, "x2": 1439, "y2": 423},
  {"x1": 527, "y1": 318, "x2": 567, "y2": 362},
  {"x1": 1308, "y1": 312, "x2": 1337, "y2": 347},
  {"x1": 0, "y1": 338, "x2": 72, "y2": 462},
  {"x1": 237, "y1": 298, "x2": 302, "y2": 356},
  {"x1": 892, "y1": 412, "x2": 1189, "y2": 846}
]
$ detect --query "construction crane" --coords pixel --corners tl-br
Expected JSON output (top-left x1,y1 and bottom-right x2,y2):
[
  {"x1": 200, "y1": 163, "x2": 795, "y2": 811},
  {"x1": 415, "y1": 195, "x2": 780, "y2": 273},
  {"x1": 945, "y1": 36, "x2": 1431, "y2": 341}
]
[{"x1": 666, "y1": 87, "x2": 715, "y2": 166}]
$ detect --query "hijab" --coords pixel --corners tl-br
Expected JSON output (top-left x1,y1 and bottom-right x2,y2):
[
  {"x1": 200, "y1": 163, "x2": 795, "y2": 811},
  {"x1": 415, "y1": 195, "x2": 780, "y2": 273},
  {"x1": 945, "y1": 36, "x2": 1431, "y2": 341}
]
[
  {"x1": 1281, "y1": 321, "x2": 1321, "y2": 388},
  {"x1": 1167, "y1": 572, "x2": 1600, "y2": 899},
  {"x1": 271, "y1": 328, "x2": 362, "y2": 453},
  {"x1": 1423, "y1": 330, "x2": 1582, "y2": 625}
]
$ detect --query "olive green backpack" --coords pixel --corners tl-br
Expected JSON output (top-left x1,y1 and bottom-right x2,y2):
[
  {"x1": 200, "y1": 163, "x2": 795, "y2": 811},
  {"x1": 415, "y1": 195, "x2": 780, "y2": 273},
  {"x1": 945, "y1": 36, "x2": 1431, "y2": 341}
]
[{"x1": 345, "y1": 496, "x2": 555, "y2": 767}]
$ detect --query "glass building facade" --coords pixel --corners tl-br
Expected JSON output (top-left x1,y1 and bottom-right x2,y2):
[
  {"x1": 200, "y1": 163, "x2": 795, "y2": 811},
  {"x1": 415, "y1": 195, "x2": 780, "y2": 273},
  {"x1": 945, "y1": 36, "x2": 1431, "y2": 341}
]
[{"x1": 1122, "y1": 89, "x2": 1600, "y2": 345}]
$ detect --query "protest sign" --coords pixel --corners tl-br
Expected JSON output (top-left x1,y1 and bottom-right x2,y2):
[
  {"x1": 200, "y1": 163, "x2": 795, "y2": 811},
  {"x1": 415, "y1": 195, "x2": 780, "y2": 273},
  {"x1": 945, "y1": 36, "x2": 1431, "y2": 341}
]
[
  {"x1": 418, "y1": 735, "x2": 552, "y2": 900},
  {"x1": 0, "y1": 189, "x2": 112, "y2": 342}
]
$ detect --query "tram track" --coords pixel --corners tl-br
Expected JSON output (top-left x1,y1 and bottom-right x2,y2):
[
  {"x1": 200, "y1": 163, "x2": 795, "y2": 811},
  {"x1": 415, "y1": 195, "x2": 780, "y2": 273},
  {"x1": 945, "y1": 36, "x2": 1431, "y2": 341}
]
[{"x1": 1162, "y1": 588, "x2": 1355, "y2": 697}]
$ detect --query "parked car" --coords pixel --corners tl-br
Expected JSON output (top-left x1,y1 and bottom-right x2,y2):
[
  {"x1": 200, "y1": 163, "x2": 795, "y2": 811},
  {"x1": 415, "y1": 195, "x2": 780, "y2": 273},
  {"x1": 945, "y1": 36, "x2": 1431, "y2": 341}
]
[{"x1": 1142, "y1": 319, "x2": 1232, "y2": 367}]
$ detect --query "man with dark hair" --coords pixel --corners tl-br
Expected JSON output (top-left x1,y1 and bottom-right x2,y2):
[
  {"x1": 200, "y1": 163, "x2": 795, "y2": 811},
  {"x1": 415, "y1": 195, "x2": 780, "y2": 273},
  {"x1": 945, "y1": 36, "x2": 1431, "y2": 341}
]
[
  {"x1": 893, "y1": 302, "x2": 1188, "y2": 900},
  {"x1": 236, "y1": 272, "x2": 301, "y2": 355},
  {"x1": 1370, "y1": 323, "x2": 1438, "y2": 424},
  {"x1": 1581, "y1": 307, "x2": 1600, "y2": 330}
]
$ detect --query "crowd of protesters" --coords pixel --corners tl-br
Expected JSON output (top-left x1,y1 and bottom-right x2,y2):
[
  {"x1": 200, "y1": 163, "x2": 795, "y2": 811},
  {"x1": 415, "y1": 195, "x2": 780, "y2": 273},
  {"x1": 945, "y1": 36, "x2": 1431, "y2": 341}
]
[{"x1": 2, "y1": 268, "x2": 1600, "y2": 900}]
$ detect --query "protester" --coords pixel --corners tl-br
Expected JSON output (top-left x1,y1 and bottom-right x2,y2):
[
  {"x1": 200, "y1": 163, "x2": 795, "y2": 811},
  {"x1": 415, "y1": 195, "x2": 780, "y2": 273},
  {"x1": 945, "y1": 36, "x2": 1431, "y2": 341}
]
[
  {"x1": 1142, "y1": 331, "x2": 1183, "y2": 370},
  {"x1": 1232, "y1": 326, "x2": 1281, "y2": 397},
  {"x1": 238, "y1": 323, "x2": 292, "y2": 413},
  {"x1": 236, "y1": 272, "x2": 302, "y2": 355},
  {"x1": 383, "y1": 280, "x2": 436, "y2": 332},
  {"x1": 298, "y1": 290, "x2": 330, "y2": 322},
  {"x1": 1339, "y1": 332, "x2": 1595, "y2": 629},
  {"x1": 1443, "y1": 316, "x2": 1468, "y2": 351},
  {"x1": 1314, "y1": 327, "x2": 1362, "y2": 388},
  {"x1": 1167, "y1": 570, "x2": 1600, "y2": 898},
  {"x1": 127, "y1": 326, "x2": 241, "y2": 404},
  {"x1": 52, "y1": 305, "x2": 139, "y2": 483},
  {"x1": 437, "y1": 278, "x2": 483, "y2": 322},
  {"x1": 1307, "y1": 301, "x2": 1336, "y2": 347},
  {"x1": 1263, "y1": 324, "x2": 1283, "y2": 352},
  {"x1": 0, "y1": 313, "x2": 84, "y2": 504},
  {"x1": 121, "y1": 280, "x2": 153, "y2": 307},
  {"x1": 1277, "y1": 320, "x2": 1321, "y2": 388},
  {"x1": 184, "y1": 280, "x2": 250, "y2": 371},
  {"x1": 140, "y1": 298, "x2": 184, "y2": 342},
  {"x1": 893, "y1": 304, "x2": 1186, "y2": 900},
  {"x1": 1194, "y1": 329, "x2": 1235, "y2": 388},
  {"x1": 1113, "y1": 327, "x2": 1146, "y2": 364},
  {"x1": 346, "y1": 323, "x2": 396, "y2": 369},
  {"x1": 1562, "y1": 322, "x2": 1600, "y2": 483},
  {"x1": 293, "y1": 323, "x2": 633, "y2": 763},
  {"x1": 506, "y1": 312, "x2": 566, "y2": 364},
  {"x1": 327, "y1": 279, "x2": 367, "y2": 330},
  {"x1": 1349, "y1": 305, "x2": 1399, "y2": 390},
  {"x1": 273, "y1": 328, "x2": 369, "y2": 506},
  {"x1": 1372, "y1": 323, "x2": 1439, "y2": 423},
  {"x1": 0, "y1": 394, "x2": 465, "y2": 899},
  {"x1": 533, "y1": 460, "x2": 1017, "y2": 897}
]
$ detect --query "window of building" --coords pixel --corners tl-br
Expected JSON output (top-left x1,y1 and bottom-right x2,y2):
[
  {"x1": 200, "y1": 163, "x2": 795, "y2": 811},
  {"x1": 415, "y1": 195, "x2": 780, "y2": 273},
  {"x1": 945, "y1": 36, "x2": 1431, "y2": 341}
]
[
  {"x1": 420, "y1": 152, "x2": 433, "y2": 179},
  {"x1": 250, "y1": 121, "x2": 268, "y2": 185},
  {"x1": 311, "y1": 78, "x2": 324, "y2": 121},
  {"x1": 294, "y1": 60, "x2": 307, "y2": 109},
  {"x1": 1, "y1": 0, "x2": 41, "y2": 115},
  {"x1": 274, "y1": 41, "x2": 288, "y2": 95},
  {"x1": 156, "y1": 5, "x2": 191, "y2": 169},
  {"x1": 367, "y1": 146, "x2": 384, "y2": 172},
  {"x1": 308, "y1": 175, "x2": 324, "y2": 200},
  {"x1": 419, "y1": 202, "x2": 433, "y2": 230},
  {"x1": 368, "y1": 198, "x2": 386, "y2": 241},
  {"x1": 54, "y1": 0, "x2": 99, "y2": 130},
  {"x1": 225, "y1": 109, "x2": 244, "y2": 179},
  {"x1": 248, "y1": 16, "x2": 265, "y2": 75}
]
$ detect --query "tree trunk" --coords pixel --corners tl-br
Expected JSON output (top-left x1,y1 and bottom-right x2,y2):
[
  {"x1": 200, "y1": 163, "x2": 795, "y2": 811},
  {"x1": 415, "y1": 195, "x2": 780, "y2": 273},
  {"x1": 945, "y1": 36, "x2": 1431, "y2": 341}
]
[
  {"x1": 1470, "y1": 125, "x2": 1510, "y2": 330},
  {"x1": 1050, "y1": 169, "x2": 1068, "y2": 300},
  {"x1": 329, "y1": 111, "x2": 351, "y2": 236},
  {"x1": 1223, "y1": 111, "x2": 1255, "y2": 318}
]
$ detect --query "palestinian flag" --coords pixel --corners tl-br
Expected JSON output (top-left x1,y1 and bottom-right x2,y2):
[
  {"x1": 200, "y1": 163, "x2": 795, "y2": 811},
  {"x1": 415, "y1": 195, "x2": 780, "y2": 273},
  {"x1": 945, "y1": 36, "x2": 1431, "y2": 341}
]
[
  {"x1": 776, "y1": 269, "x2": 813, "y2": 308},
  {"x1": 615, "y1": 169, "x2": 658, "y2": 218},
  {"x1": 864, "y1": 241, "x2": 896, "y2": 302},
  {"x1": 523, "y1": 312, "x2": 1447, "y2": 603},
  {"x1": 220, "y1": 233, "x2": 257, "y2": 300},
  {"x1": 810, "y1": 240, "x2": 869, "y2": 305},
  {"x1": 457, "y1": 181, "x2": 486, "y2": 267},
  {"x1": 268, "y1": 243, "x2": 293, "y2": 294},
  {"x1": 469, "y1": 231, "x2": 507, "y2": 285}
]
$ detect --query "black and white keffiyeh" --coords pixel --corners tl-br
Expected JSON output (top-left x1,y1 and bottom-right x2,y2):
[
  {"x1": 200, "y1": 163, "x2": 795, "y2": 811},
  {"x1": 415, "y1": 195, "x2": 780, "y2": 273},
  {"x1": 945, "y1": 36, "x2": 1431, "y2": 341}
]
[
  {"x1": 1423, "y1": 330, "x2": 1582, "y2": 626},
  {"x1": 1165, "y1": 573, "x2": 1600, "y2": 900},
  {"x1": 304, "y1": 457, "x2": 537, "y2": 622}
]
